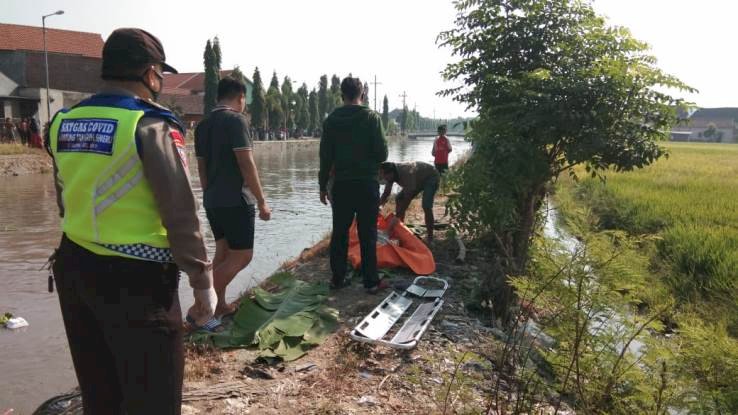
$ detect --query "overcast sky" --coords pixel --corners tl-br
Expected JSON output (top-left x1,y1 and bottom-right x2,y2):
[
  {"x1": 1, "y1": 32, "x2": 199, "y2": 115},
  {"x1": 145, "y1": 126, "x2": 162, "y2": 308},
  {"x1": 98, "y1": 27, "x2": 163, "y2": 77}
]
[{"x1": 4, "y1": 0, "x2": 737, "y2": 117}]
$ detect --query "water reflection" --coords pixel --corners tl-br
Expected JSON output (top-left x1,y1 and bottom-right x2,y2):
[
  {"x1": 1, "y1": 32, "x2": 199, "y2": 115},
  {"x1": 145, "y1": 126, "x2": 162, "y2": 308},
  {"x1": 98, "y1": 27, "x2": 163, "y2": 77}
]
[{"x1": 0, "y1": 136, "x2": 469, "y2": 413}]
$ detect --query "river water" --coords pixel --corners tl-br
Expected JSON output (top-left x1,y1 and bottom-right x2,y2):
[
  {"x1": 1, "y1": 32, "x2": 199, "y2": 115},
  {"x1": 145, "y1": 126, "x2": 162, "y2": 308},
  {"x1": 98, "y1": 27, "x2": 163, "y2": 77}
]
[{"x1": 0, "y1": 136, "x2": 469, "y2": 413}]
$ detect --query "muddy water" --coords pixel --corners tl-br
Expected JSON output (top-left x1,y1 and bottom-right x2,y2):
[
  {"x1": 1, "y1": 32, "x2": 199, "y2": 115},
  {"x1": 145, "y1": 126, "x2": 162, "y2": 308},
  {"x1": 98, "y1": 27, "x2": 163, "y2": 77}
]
[{"x1": 0, "y1": 136, "x2": 469, "y2": 413}]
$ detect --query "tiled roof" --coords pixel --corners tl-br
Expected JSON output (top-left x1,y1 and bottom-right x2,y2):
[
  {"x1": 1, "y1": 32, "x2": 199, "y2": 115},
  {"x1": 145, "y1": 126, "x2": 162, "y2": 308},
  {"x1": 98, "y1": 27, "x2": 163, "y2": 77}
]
[
  {"x1": 160, "y1": 93, "x2": 203, "y2": 115},
  {"x1": 0, "y1": 23, "x2": 103, "y2": 58},
  {"x1": 163, "y1": 70, "x2": 252, "y2": 94}
]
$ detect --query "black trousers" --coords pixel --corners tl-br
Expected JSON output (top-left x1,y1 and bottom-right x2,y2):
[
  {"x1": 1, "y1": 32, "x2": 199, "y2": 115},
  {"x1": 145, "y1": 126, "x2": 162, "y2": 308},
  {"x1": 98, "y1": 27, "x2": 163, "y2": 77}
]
[
  {"x1": 330, "y1": 179, "x2": 379, "y2": 288},
  {"x1": 53, "y1": 235, "x2": 184, "y2": 415}
]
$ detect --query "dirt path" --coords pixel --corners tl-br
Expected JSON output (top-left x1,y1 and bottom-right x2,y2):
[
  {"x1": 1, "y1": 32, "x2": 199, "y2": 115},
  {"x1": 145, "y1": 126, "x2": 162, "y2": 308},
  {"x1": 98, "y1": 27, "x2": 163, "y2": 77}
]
[{"x1": 180, "y1": 202, "x2": 508, "y2": 415}]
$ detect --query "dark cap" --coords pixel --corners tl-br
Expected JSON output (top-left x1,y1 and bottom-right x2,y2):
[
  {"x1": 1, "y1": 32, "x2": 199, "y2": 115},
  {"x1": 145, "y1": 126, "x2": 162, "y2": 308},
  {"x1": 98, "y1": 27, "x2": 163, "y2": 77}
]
[{"x1": 102, "y1": 28, "x2": 177, "y2": 79}]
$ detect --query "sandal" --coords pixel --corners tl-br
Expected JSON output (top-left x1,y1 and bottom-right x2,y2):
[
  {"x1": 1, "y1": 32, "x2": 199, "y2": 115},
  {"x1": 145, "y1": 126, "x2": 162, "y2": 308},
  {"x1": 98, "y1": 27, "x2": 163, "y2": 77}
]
[{"x1": 186, "y1": 314, "x2": 224, "y2": 333}]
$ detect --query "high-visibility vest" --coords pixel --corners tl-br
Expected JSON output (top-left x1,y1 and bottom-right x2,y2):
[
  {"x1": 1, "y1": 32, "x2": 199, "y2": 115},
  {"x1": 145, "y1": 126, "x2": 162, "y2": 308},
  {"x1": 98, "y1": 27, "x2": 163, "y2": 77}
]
[{"x1": 49, "y1": 94, "x2": 184, "y2": 262}]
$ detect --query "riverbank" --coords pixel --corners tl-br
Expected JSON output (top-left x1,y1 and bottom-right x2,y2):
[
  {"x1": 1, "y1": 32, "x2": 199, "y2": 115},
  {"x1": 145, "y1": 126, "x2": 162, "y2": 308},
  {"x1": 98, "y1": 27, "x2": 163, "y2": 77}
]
[
  {"x1": 0, "y1": 144, "x2": 52, "y2": 176},
  {"x1": 0, "y1": 140, "x2": 320, "y2": 177},
  {"x1": 178, "y1": 199, "x2": 511, "y2": 414}
]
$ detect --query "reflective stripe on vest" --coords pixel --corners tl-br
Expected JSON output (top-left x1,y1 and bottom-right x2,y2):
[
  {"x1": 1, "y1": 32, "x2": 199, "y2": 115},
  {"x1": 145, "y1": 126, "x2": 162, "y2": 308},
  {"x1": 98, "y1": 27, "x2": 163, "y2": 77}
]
[{"x1": 49, "y1": 96, "x2": 175, "y2": 262}]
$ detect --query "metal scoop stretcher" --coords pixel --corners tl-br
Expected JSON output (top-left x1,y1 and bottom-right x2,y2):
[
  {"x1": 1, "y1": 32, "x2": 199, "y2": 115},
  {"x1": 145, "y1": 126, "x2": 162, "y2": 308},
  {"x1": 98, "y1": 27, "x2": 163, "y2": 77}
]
[{"x1": 350, "y1": 276, "x2": 448, "y2": 349}]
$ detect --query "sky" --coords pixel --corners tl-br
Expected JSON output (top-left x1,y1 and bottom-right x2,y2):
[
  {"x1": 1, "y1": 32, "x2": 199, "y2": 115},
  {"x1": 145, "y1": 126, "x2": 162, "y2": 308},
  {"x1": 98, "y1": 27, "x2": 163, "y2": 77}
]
[{"x1": 3, "y1": 0, "x2": 738, "y2": 117}]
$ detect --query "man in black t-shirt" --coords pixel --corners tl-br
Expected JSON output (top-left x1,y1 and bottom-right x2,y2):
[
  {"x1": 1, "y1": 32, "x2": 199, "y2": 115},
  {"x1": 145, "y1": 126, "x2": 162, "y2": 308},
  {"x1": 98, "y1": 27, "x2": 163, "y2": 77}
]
[{"x1": 193, "y1": 77, "x2": 271, "y2": 322}]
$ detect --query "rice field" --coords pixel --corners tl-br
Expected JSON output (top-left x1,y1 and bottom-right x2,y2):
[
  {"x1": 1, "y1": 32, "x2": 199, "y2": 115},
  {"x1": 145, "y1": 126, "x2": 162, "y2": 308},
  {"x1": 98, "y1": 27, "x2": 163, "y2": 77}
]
[{"x1": 563, "y1": 142, "x2": 738, "y2": 325}]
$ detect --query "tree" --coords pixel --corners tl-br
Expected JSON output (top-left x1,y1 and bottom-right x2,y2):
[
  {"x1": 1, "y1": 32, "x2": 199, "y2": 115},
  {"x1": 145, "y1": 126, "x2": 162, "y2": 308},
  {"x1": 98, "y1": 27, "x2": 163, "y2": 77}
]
[
  {"x1": 328, "y1": 75, "x2": 341, "y2": 115},
  {"x1": 249, "y1": 67, "x2": 266, "y2": 138},
  {"x1": 438, "y1": 0, "x2": 693, "y2": 320},
  {"x1": 266, "y1": 71, "x2": 284, "y2": 134},
  {"x1": 212, "y1": 36, "x2": 222, "y2": 72},
  {"x1": 230, "y1": 66, "x2": 248, "y2": 114},
  {"x1": 400, "y1": 105, "x2": 409, "y2": 134},
  {"x1": 281, "y1": 76, "x2": 295, "y2": 132},
  {"x1": 202, "y1": 39, "x2": 219, "y2": 114},
  {"x1": 362, "y1": 82, "x2": 370, "y2": 107},
  {"x1": 308, "y1": 88, "x2": 319, "y2": 136},
  {"x1": 318, "y1": 75, "x2": 329, "y2": 122},
  {"x1": 382, "y1": 95, "x2": 389, "y2": 132},
  {"x1": 295, "y1": 83, "x2": 310, "y2": 133}
]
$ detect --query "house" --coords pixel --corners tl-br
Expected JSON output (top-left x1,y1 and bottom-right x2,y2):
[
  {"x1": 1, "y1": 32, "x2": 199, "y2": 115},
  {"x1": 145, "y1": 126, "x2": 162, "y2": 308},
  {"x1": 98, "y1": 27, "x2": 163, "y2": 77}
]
[
  {"x1": 161, "y1": 70, "x2": 253, "y2": 125},
  {"x1": 0, "y1": 23, "x2": 104, "y2": 124},
  {"x1": 671, "y1": 107, "x2": 738, "y2": 143}
]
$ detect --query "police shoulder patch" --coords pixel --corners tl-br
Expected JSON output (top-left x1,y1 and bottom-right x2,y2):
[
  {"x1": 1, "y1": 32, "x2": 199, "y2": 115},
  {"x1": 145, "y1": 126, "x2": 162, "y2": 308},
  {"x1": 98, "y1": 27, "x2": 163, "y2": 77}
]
[{"x1": 169, "y1": 129, "x2": 188, "y2": 169}]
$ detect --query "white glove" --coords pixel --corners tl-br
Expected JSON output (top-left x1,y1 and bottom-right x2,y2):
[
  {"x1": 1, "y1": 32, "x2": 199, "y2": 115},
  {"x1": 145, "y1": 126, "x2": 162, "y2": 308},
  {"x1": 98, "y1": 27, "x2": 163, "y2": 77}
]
[{"x1": 193, "y1": 287, "x2": 218, "y2": 323}]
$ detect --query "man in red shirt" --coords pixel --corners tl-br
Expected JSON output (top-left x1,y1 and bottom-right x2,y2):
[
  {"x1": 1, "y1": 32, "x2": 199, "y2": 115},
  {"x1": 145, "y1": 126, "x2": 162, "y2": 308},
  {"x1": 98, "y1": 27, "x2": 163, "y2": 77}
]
[{"x1": 432, "y1": 125, "x2": 452, "y2": 174}]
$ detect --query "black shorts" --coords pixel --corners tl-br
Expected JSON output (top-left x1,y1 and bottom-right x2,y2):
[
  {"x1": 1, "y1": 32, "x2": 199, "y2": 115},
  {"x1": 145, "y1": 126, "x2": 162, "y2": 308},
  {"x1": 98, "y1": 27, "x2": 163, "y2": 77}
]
[
  {"x1": 205, "y1": 205, "x2": 256, "y2": 250},
  {"x1": 435, "y1": 163, "x2": 449, "y2": 174}
]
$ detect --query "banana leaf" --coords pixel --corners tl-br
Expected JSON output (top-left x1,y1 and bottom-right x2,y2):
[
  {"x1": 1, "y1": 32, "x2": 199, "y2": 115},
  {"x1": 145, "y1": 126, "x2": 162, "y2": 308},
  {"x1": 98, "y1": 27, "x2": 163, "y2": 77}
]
[{"x1": 189, "y1": 272, "x2": 339, "y2": 361}]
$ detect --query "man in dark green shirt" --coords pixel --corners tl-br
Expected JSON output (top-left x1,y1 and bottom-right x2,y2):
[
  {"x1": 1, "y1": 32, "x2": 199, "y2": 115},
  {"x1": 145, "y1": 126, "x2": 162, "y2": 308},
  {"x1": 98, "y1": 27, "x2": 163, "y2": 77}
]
[
  {"x1": 194, "y1": 77, "x2": 271, "y2": 323},
  {"x1": 319, "y1": 77, "x2": 388, "y2": 293}
]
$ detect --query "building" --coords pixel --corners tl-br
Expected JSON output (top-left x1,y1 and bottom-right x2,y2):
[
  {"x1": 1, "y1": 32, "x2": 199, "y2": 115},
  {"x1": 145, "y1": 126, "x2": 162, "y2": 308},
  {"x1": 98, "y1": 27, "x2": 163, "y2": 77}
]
[
  {"x1": 671, "y1": 107, "x2": 738, "y2": 143},
  {"x1": 0, "y1": 23, "x2": 104, "y2": 125},
  {"x1": 161, "y1": 70, "x2": 253, "y2": 125}
]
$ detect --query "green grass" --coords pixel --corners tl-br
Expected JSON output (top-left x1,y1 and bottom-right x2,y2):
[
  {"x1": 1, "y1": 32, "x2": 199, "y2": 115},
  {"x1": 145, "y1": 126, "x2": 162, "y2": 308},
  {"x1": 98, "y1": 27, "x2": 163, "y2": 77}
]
[{"x1": 559, "y1": 142, "x2": 738, "y2": 329}]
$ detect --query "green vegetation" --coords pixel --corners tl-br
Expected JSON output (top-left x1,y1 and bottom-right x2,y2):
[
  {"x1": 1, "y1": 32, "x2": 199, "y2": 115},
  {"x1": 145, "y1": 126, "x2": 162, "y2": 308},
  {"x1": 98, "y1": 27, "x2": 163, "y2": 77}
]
[
  {"x1": 382, "y1": 95, "x2": 389, "y2": 131},
  {"x1": 202, "y1": 38, "x2": 220, "y2": 114},
  {"x1": 318, "y1": 74, "x2": 329, "y2": 124},
  {"x1": 439, "y1": 0, "x2": 692, "y2": 320},
  {"x1": 569, "y1": 143, "x2": 738, "y2": 324},
  {"x1": 539, "y1": 142, "x2": 738, "y2": 413},
  {"x1": 249, "y1": 67, "x2": 266, "y2": 136}
]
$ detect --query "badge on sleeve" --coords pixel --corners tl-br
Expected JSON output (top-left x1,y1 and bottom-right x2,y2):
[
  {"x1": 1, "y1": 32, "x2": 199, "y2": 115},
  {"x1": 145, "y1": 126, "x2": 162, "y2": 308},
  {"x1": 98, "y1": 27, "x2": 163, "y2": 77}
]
[{"x1": 169, "y1": 130, "x2": 188, "y2": 169}]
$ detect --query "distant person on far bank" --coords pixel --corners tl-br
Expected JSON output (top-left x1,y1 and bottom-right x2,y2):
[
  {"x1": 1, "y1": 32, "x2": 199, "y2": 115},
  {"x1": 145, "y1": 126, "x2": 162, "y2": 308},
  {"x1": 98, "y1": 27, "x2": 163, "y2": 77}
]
[
  {"x1": 319, "y1": 77, "x2": 389, "y2": 293},
  {"x1": 380, "y1": 161, "x2": 440, "y2": 243},
  {"x1": 194, "y1": 76, "x2": 271, "y2": 326},
  {"x1": 432, "y1": 124, "x2": 452, "y2": 174}
]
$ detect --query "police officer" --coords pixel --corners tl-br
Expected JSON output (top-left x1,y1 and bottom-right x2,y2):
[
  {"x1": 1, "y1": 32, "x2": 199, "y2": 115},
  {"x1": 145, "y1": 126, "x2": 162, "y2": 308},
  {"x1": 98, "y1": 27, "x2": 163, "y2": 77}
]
[{"x1": 47, "y1": 28, "x2": 216, "y2": 414}]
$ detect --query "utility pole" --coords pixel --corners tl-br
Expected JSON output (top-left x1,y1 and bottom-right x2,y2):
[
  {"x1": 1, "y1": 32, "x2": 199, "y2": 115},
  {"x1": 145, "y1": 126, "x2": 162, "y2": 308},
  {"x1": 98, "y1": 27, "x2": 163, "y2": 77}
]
[
  {"x1": 370, "y1": 75, "x2": 382, "y2": 112},
  {"x1": 398, "y1": 91, "x2": 408, "y2": 135},
  {"x1": 42, "y1": 10, "x2": 64, "y2": 126},
  {"x1": 399, "y1": 91, "x2": 407, "y2": 109}
]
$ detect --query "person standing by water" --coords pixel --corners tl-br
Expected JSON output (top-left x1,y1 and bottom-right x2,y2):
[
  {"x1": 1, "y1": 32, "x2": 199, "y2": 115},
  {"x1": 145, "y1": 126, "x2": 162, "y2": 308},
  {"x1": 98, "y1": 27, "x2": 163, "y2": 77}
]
[
  {"x1": 194, "y1": 76, "x2": 272, "y2": 324},
  {"x1": 432, "y1": 124, "x2": 452, "y2": 174},
  {"x1": 319, "y1": 77, "x2": 389, "y2": 293},
  {"x1": 29, "y1": 117, "x2": 42, "y2": 148},
  {"x1": 379, "y1": 161, "x2": 440, "y2": 243},
  {"x1": 47, "y1": 28, "x2": 217, "y2": 414}
]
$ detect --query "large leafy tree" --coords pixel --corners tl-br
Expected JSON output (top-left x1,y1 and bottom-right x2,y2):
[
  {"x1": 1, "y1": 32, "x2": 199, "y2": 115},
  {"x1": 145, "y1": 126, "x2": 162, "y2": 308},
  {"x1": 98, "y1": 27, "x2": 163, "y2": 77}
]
[
  {"x1": 382, "y1": 95, "x2": 389, "y2": 132},
  {"x1": 308, "y1": 88, "x2": 319, "y2": 136},
  {"x1": 318, "y1": 75, "x2": 329, "y2": 122},
  {"x1": 249, "y1": 67, "x2": 266, "y2": 138},
  {"x1": 202, "y1": 39, "x2": 219, "y2": 114},
  {"x1": 439, "y1": 0, "x2": 693, "y2": 320}
]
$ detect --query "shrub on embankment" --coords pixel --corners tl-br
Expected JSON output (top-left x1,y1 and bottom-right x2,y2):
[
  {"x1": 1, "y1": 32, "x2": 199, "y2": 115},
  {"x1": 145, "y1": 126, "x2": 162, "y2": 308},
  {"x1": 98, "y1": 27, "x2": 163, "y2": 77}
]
[{"x1": 567, "y1": 142, "x2": 738, "y2": 331}]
